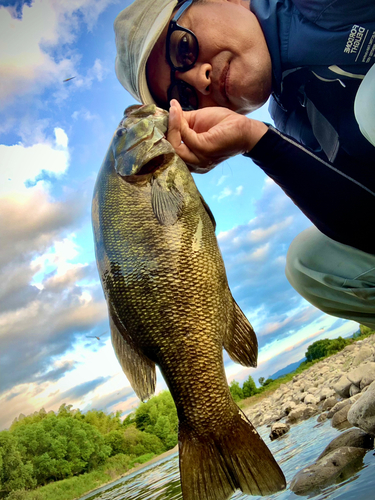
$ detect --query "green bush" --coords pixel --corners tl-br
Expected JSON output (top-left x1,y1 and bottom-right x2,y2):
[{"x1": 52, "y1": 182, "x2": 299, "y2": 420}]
[
  {"x1": 11, "y1": 413, "x2": 111, "y2": 485},
  {"x1": 229, "y1": 381, "x2": 243, "y2": 402}
]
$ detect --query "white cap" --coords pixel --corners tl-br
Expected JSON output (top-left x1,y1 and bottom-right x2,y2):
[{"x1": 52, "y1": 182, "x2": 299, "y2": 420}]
[{"x1": 114, "y1": 0, "x2": 178, "y2": 104}]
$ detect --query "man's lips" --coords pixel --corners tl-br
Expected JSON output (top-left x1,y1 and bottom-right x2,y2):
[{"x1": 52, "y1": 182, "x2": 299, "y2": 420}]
[{"x1": 218, "y1": 61, "x2": 230, "y2": 103}]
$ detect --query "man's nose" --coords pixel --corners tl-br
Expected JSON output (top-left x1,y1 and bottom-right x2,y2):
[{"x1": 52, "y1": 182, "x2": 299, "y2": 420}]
[{"x1": 176, "y1": 63, "x2": 212, "y2": 95}]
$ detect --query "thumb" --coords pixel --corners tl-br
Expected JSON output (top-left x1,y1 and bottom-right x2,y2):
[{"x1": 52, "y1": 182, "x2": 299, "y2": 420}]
[{"x1": 167, "y1": 104, "x2": 182, "y2": 150}]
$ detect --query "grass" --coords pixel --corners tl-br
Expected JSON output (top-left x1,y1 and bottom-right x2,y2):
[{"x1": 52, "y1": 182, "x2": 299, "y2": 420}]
[{"x1": 5, "y1": 453, "x2": 149, "y2": 500}]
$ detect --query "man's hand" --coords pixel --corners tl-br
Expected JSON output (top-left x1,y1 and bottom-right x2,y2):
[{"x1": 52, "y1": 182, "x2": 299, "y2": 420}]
[{"x1": 167, "y1": 100, "x2": 268, "y2": 173}]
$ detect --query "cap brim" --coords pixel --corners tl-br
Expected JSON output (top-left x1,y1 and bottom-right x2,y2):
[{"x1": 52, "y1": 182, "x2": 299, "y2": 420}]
[{"x1": 137, "y1": 2, "x2": 177, "y2": 105}]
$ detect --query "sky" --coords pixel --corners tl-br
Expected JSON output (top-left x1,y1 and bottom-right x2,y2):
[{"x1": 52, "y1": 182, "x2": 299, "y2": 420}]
[{"x1": 0, "y1": 0, "x2": 359, "y2": 430}]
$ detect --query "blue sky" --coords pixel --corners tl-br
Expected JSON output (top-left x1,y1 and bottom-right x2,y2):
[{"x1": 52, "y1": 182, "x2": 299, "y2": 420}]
[{"x1": 0, "y1": 0, "x2": 359, "y2": 430}]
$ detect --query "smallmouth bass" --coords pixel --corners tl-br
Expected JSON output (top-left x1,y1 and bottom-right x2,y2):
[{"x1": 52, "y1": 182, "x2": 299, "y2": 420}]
[{"x1": 92, "y1": 104, "x2": 286, "y2": 499}]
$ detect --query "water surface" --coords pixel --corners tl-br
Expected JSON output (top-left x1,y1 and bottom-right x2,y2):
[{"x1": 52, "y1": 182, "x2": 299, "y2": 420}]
[{"x1": 81, "y1": 418, "x2": 375, "y2": 500}]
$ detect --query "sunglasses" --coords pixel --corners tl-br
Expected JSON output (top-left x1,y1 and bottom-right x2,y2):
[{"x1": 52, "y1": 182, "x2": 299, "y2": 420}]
[{"x1": 166, "y1": 0, "x2": 199, "y2": 111}]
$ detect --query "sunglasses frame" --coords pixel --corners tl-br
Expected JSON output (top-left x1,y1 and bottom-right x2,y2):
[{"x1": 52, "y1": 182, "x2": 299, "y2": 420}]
[{"x1": 165, "y1": 0, "x2": 200, "y2": 110}]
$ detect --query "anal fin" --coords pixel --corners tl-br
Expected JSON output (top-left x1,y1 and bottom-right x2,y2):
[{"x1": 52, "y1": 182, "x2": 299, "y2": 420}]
[
  {"x1": 109, "y1": 310, "x2": 156, "y2": 401},
  {"x1": 224, "y1": 299, "x2": 258, "y2": 367}
]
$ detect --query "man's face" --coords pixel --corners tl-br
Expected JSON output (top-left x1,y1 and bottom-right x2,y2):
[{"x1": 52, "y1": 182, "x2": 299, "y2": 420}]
[{"x1": 146, "y1": 0, "x2": 272, "y2": 114}]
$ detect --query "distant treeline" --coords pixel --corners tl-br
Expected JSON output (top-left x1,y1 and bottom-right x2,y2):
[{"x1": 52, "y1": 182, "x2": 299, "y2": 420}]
[{"x1": 0, "y1": 391, "x2": 177, "y2": 498}]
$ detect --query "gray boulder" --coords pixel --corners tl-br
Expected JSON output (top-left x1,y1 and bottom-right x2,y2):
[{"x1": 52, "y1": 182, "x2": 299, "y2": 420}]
[
  {"x1": 331, "y1": 405, "x2": 353, "y2": 429},
  {"x1": 359, "y1": 363, "x2": 375, "y2": 389},
  {"x1": 269, "y1": 423, "x2": 290, "y2": 441},
  {"x1": 347, "y1": 366, "x2": 364, "y2": 387},
  {"x1": 332, "y1": 375, "x2": 352, "y2": 398},
  {"x1": 349, "y1": 384, "x2": 361, "y2": 397},
  {"x1": 317, "y1": 428, "x2": 373, "y2": 460},
  {"x1": 319, "y1": 387, "x2": 335, "y2": 401},
  {"x1": 304, "y1": 394, "x2": 319, "y2": 405},
  {"x1": 290, "y1": 447, "x2": 367, "y2": 495},
  {"x1": 323, "y1": 396, "x2": 337, "y2": 411},
  {"x1": 348, "y1": 380, "x2": 375, "y2": 435},
  {"x1": 287, "y1": 404, "x2": 318, "y2": 424},
  {"x1": 353, "y1": 346, "x2": 373, "y2": 366},
  {"x1": 327, "y1": 399, "x2": 352, "y2": 418}
]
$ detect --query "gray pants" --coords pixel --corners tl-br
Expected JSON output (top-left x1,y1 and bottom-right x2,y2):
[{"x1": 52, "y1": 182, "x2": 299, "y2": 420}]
[{"x1": 286, "y1": 227, "x2": 375, "y2": 328}]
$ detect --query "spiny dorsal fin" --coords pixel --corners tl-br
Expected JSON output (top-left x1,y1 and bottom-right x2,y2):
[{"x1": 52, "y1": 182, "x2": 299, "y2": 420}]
[
  {"x1": 109, "y1": 310, "x2": 156, "y2": 401},
  {"x1": 224, "y1": 298, "x2": 258, "y2": 367}
]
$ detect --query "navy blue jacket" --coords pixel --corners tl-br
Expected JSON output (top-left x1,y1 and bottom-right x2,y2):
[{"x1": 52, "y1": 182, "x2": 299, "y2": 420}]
[{"x1": 246, "y1": 0, "x2": 375, "y2": 254}]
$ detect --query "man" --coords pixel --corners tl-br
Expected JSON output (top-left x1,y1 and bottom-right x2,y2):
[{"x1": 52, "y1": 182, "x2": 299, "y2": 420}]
[{"x1": 114, "y1": 0, "x2": 375, "y2": 327}]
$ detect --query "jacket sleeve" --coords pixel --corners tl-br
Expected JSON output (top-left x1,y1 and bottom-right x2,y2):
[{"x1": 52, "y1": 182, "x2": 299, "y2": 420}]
[
  {"x1": 244, "y1": 126, "x2": 375, "y2": 255},
  {"x1": 292, "y1": 0, "x2": 375, "y2": 29}
]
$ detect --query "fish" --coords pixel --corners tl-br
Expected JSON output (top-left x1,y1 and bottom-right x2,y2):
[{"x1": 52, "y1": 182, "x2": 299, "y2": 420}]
[{"x1": 92, "y1": 104, "x2": 286, "y2": 500}]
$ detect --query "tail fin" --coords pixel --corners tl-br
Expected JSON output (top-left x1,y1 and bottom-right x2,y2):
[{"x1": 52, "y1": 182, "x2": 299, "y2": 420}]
[{"x1": 179, "y1": 409, "x2": 286, "y2": 500}]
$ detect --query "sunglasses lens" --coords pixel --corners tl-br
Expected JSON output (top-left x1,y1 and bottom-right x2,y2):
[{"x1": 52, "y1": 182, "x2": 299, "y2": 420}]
[
  {"x1": 169, "y1": 82, "x2": 198, "y2": 111},
  {"x1": 169, "y1": 30, "x2": 198, "y2": 69}
]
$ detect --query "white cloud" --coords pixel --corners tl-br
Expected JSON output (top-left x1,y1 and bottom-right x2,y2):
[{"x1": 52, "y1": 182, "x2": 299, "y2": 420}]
[
  {"x1": 54, "y1": 127, "x2": 68, "y2": 148},
  {"x1": 217, "y1": 175, "x2": 228, "y2": 186},
  {"x1": 0, "y1": 128, "x2": 69, "y2": 195},
  {"x1": 235, "y1": 185, "x2": 243, "y2": 196},
  {"x1": 0, "y1": 0, "x2": 115, "y2": 105}
]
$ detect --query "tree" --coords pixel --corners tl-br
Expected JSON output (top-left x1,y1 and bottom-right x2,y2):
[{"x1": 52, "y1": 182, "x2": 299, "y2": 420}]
[
  {"x1": 242, "y1": 376, "x2": 258, "y2": 398},
  {"x1": 305, "y1": 338, "x2": 332, "y2": 362},
  {"x1": 229, "y1": 381, "x2": 243, "y2": 402},
  {"x1": 258, "y1": 377, "x2": 265, "y2": 387},
  {"x1": 12, "y1": 413, "x2": 111, "y2": 485},
  {"x1": 263, "y1": 378, "x2": 274, "y2": 387},
  {"x1": 134, "y1": 391, "x2": 178, "y2": 450},
  {"x1": 0, "y1": 431, "x2": 36, "y2": 493}
]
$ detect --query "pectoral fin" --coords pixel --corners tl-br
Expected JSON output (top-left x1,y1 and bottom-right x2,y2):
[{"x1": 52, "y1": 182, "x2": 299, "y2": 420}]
[
  {"x1": 224, "y1": 299, "x2": 258, "y2": 367},
  {"x1": 151, "y1": 177, "x2": 184, "y2": 226},
  {"x1": 109, "y1": 309, "x2": 156, "y2": 401}
]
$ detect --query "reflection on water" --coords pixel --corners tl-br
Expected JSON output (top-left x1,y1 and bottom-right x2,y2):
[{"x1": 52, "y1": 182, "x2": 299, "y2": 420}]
[{"x1": 81, "y1": 418, "x2": 375, "y2": 500}]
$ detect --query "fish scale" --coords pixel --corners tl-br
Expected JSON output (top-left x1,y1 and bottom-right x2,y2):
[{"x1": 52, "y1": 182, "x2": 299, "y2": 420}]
[{"x1": 92, "y1": 104, "x2": 286, "y2": 500}]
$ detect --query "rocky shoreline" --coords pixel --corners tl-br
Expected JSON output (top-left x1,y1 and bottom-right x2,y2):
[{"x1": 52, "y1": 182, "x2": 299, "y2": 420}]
[{"x1": 243, "y1": 334, "x2": 375, "y2": 494}]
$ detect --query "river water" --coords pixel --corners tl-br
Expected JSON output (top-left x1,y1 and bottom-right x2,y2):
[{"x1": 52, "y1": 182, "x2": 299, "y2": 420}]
[{"x1": 81, "y1": 418, "x2": 375, "y2": 500}]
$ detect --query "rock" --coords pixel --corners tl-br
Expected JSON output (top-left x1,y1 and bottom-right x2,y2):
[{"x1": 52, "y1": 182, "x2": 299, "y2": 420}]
[
  {"x1": 287, "y1": 404, "x2": 308, "y2": 423},
  {"x1": 319, "y1": 387, "x2": 335, "y2": 401},
  {"x1": 331, "y1": 405, "x2": 353, "y2": 429},
  {"x1": 304, "y1": 394, "x2": 319, "y2": 405},
  {"x1": 318, "y1": 428, "x2": 373, "y2": 459},
  {"x1": 347, "y1": 366, "x2": 364, "y2": 387},
  {"x1": 323, "y1": 396, "x2": 337, "y2": 411},
  {"x1": 290, "y1": 447, "x2": 367, "y2": 495},
  {"x1": 281, "y1": 400, "x2": 296, "y2": 415},
  {"x1": 343, "y1": 344, "x2": 357, "y2": 353},
  {"x1": 328, "y1": 399, "x2": 352, "y2": 418},
  {"x1": 359, "y1": 363, "x2": 375, "y2": 389},
  {"x1": 269, "y1": 423, "x2": 290, "y2": 441},
  {"x1": 332, "y1": 375, "x2": 352, "y2": 398},
  {"x1": 348, "y1": 380, "x2": 375, "y2": 435},
  {"x1": 317, "y1": 413, "x2": 328, "y2": 423},
  {"x1": 349, "y1": 384, "x2": 361, "y2": 397},
  {"x1": 353, "y1": 346, "x2": 373, "y2": 366}
]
